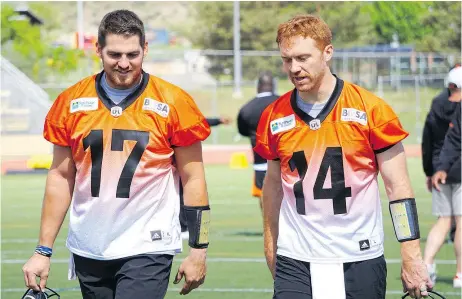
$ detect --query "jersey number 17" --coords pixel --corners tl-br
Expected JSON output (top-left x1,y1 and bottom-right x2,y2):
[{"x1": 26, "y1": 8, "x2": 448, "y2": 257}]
[{"x1": 83, "y1": 129, "x2": 149, "y2": 198}]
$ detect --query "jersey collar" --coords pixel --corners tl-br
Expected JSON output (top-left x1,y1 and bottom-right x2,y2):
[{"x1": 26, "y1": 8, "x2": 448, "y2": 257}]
[
  {"x1": 290, "y1": 76, "x2": 344, "y2": 125},
  {"x1": 256, "y1": 92, "x2": 273, "y2": 98},
  {"x1": 95, "y1": 70, "x2": 150, "y2": 111}
]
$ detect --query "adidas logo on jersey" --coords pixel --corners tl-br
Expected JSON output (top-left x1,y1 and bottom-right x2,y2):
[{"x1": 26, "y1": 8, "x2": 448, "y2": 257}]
[
  {"x1": 270, "y1": 114, "x2": 296, "y2": 135},
  {"x1": 143, "y1": 98, "x2": 170, "y2": 117},
  {"x1": 150, "y1": 230, "x2": 172, "y2": 242},
  {"x1": 70, "y1": 97, "x2": 98, "y2": 113},
  {"x1": 359, "y1": 239, "x2": 370, "y2": 251},
  {"x1": 341, "y1": 108, "x2": 367, "y2": 125},
  {"x1": 151, "y1": 230, "x2": 162, "y2": 241}
]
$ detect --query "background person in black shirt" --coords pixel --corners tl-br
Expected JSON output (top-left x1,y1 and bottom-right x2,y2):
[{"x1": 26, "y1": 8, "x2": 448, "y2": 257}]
[
  {"x1": 423, "y1": 66, "x2": 462, "y2": 288},
  {"x1": 237, "y1": 72, "x2": 280, "y2": 213}
]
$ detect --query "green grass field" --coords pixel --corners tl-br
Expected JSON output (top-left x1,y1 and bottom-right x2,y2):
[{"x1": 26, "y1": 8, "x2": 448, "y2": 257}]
[{"x1": 1, "y1": 157, "x2": 461, "y2": 299}]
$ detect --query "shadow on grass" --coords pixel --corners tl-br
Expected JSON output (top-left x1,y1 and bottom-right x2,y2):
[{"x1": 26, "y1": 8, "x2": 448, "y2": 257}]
[
  {"x1": 231, "y1": 231, "x2": 263, "y2": 237},
  {"x1": 435, "y1": 276, "x2": 457, "y2": 286}
]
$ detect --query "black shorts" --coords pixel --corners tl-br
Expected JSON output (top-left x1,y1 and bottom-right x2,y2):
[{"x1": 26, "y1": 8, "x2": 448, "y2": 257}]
[
  {"x1": 273, "y1": 254, "x2": 387, "y2": 299},
  {"x1": 74, "y1": 253, "x2": 173, "y2": 299},
  {"x1": 252, "y1": 170, "x2": 266, "y2": 197}
]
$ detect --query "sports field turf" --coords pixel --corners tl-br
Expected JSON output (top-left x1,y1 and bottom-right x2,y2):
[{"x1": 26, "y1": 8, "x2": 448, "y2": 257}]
[{"x1": 1, "y1": 158, "x2": 461, "y2": 298}]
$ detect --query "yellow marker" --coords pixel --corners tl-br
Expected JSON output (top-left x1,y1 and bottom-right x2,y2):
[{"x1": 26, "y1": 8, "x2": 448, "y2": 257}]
[
  {"x1": 229, "y1": 152, "x2": 248, "y2": 169},
  {"x1": 27, "y1": 154, "x2": 53, "y2": 169}
]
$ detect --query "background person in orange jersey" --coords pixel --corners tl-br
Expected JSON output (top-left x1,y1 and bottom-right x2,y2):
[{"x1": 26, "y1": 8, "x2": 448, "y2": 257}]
[
  {"x1": 22, "y1": 10, "x2": 211, "y2": 299},
  {"x1": 254, "y1": 15, "x2": 432, "y2": 299}
]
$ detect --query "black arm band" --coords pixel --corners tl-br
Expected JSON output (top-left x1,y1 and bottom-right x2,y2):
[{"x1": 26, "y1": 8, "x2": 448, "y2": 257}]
[
  {"x1": 389, "y1": 198, "x2": 420, "y2": 242},
  {"x1": 184, "y1": 205, "x2": 210, "y2": 249}
]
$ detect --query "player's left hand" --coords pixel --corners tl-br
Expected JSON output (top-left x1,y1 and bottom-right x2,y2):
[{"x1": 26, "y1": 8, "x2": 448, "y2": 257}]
[
  {"x1": 401, "y1": 257, "x2": 433, "y2": 298},
  {"x1": 173, "y1": 248, "x2": 207, "y2": 295}
]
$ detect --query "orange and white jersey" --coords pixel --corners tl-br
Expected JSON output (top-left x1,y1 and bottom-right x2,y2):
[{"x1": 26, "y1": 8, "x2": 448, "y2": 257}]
[
  {"x1": 255, "y1": 77, "x2": 408, "y2": 263},
  {"x1": 44, "y1": 71, "x2": 211, "y2": 260}
]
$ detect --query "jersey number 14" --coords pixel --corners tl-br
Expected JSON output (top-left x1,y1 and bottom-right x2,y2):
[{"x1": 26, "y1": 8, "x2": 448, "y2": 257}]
[{"x1": 288, "y1": 147, "x2": 352, "y2": 215}]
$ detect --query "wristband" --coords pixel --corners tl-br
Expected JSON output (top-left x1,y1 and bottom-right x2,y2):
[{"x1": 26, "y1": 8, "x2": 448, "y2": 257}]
[
  {"x1": 35, "y1": 245, "x2": 52, "y2": 257},
  {"x1": 389, "y1": 198, "x2": 420, "y2": 242},
  {"x1": 184, "y1": 205, "x2": 210, "y2": 249}
]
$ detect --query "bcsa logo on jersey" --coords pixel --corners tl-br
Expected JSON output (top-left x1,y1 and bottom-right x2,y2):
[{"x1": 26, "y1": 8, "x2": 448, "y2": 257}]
[
  {"x1": 143, "y1": 98, "x2": 169, "y2": 117},
  {"x1": 341, "y1": 108, "x2": 367, "y2": 125},
  {"x1": 70, "y1": 97, "x2": 98, "y2": 113},
  {"x1": 270, "y1": 114, "x2": 296, "y2": 135}
]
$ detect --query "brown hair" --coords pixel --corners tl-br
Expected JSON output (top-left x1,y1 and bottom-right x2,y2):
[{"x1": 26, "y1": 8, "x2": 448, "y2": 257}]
[
  {"x1": 276, "y1": 15, "x2": 332, "y2": 50},
  {"x1": 98, "y1": 10, "x2": 145, "y2": 48}
]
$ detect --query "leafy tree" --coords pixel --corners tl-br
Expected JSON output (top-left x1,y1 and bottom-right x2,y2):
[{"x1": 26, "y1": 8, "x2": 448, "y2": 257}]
[
  {"x1": 362, "y1": 1, "x2": 461, "y2": 53},
  {"x1": 417, "y1": 1, "x2": 461, "y2": 53},
  {"x1": 1, "y1": 3, "x2": 86, "y2": 80},
  {"x1": 363, "y1": 2, "x2": 430, "y2": 45},
  {"x1": 183, "y1": 2, "x2": 380, "y2": 80}
]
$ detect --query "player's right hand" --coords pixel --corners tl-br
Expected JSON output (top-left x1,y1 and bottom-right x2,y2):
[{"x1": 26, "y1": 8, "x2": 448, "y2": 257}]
[
  {"x1": 22, "y1": 253, "x2": 51, "y2": 291},
  {"x1": 401, "y1": 257, "x2": 433, "y2": 298},
  {"x1": 431, "y1": 171, "x2": 447, "y2": 192},
  {"x1": 173, "y1": 248, "x2": 207, "y2": 295}
]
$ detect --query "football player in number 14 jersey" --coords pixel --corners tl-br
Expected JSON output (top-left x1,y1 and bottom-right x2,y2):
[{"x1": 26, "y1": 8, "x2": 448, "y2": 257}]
[
  {"x1": 22, "y1": 10, "x2": 211, "y2": 299},
  {"x1": 255, "y1": 15, "x2": 432, "y2": 299}
]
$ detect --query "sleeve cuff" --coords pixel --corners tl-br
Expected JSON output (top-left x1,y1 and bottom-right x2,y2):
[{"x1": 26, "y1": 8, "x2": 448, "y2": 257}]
[{"x1": 170, "y1": 118, "x2": 211, "y2": 147}]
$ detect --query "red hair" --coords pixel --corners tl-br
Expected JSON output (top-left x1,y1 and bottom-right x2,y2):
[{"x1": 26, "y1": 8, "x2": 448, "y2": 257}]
[{"x1": 276, "y1": 15, "x2": 332, "y2": 50}]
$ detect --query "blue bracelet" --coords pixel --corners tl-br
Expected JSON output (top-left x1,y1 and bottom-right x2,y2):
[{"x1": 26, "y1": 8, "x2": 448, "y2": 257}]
[{"x1": 35, "y1": 245, "x2": 52, "y2": 257}]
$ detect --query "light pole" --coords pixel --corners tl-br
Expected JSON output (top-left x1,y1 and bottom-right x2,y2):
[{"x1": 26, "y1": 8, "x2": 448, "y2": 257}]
[
  {"x1": 77, "y1": 0, "x2": 84, "y2": 49},
  {"x1": 233, "y1": 1, "x2": 242, "y2": 98}
]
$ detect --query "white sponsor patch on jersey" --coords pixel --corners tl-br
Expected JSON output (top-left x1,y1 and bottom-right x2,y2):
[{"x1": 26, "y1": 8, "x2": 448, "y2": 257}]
[
  {"x1": 270, "y1": 114, "x2": 296, "y2": 135},
  {"x1": 341, "y1": 108, "x2": 367, "y2": 125},
  {"x1": 70, "y1": 97, "x2": 98, "y2": 113},
  {"x1": 143, "y1": 98, "x2": 170, "y2": 117}
]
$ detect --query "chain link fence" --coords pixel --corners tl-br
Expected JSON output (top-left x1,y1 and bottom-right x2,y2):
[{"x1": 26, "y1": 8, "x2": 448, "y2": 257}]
[{"x1": 26, "y1": 50, "x2": 456, "y2": 145}]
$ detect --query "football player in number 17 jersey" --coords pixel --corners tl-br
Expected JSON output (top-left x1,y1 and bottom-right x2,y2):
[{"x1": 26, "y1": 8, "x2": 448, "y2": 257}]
[
  {"x1": 254, "y1": 15, "x2": 432, "y2": 299},
  {"x1": 22, "y1": 10, "x2": 211, "y2": 299}
]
